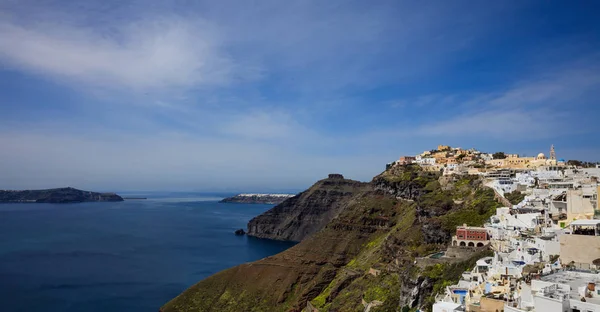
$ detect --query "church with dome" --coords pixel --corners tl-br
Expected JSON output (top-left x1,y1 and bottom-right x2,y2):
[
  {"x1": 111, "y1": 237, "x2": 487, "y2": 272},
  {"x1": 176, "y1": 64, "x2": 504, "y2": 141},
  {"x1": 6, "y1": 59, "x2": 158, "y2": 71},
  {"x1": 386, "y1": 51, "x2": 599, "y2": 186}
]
[{"x1": 486, "y1": 145, "x2": 562, "y2": 169}]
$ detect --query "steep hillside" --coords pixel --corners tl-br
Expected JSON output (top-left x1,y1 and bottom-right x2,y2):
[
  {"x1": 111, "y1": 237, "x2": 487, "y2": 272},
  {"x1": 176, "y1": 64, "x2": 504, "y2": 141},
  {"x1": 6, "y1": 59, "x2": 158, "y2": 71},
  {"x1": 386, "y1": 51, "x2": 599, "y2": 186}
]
[
  {"x1": 247, "y1": 174, "x2": 369, "y2": 242},
  {"x1": 161, "y1": 165, "x2": 501, "y2": 312}
]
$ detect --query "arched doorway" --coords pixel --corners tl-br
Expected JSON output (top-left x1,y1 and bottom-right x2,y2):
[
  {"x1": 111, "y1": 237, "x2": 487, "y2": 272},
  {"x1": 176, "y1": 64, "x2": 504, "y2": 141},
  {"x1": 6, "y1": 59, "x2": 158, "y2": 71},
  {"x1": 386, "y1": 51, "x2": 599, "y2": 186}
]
[
  {"x1": 460, "y1": 241, "x2": 466, "y2": 247},
  {"x1": 468, "y1": 242, "x2": 475, "y2": 247},
  {"x1": 453, "y1": 241, "x2": 458, "y2": 246},
  {"x1": 477, "y1": 242, "x2": 484, "y2": 247}
]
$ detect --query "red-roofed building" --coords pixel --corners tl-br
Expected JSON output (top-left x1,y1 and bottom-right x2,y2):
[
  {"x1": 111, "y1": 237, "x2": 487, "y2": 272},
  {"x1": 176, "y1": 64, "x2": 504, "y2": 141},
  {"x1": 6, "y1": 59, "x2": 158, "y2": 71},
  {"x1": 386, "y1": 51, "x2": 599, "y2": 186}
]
[{"x1": 452, "y1": 224, "x2": 489, "y2": 247}]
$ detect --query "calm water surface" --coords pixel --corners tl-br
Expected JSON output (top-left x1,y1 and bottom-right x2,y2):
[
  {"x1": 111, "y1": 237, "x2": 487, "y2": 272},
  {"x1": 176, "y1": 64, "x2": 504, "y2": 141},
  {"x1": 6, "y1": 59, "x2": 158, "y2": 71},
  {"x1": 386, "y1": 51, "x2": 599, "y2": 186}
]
[{"x1": 0, "y1": 194, "x2": 294, "y2": 312}]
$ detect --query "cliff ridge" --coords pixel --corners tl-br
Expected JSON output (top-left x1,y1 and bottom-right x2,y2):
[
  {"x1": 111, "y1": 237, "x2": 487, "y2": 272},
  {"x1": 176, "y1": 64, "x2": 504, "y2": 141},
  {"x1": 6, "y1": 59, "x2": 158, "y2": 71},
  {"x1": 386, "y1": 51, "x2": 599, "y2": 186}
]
[
  {"x1": 247, "y1": 174, "x2": 369, "y2": 242},
  {"x1": 161, "y1": 165, "x2": 501, "y2": 312}
]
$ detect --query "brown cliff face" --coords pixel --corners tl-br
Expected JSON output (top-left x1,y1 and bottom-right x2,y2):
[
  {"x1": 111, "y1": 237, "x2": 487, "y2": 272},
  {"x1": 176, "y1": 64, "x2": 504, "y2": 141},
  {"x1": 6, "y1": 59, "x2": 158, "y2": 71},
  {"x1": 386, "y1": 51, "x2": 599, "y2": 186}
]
[
  {"x1": 161, "y1": 166, "x2": 501, "y2": 312},
  {"x1": 161, "y1": 188, "x2": 397, "y2": 312},
  {"x1": 247, "y1": 175, "x2": 370, "y2": 242}
]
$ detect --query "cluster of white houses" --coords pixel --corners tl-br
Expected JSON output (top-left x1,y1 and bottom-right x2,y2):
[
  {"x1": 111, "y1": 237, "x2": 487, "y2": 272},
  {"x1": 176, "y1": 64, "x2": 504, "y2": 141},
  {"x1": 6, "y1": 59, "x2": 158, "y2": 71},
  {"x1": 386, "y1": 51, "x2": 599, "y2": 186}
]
[
  {"x1": 433, "y1": 211, "x2": 600, "y2": 311},
  {"x1": 398, "y1": 145, "x2": 600, "y2": 312}
]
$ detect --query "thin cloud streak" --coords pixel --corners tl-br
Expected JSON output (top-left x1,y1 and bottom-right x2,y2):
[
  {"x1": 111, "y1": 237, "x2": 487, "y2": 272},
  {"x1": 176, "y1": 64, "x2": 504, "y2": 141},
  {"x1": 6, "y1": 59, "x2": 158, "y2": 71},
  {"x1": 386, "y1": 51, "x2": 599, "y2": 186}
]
[
  {"x1": 0, "y1": 17, "x2": 243, "y2": 91},
  {"x1": 0, "y1": 1, "x2": 598, "y2": 190},
  {"x1": 358, "y1": 63, "x2": 600, "y2": 144}
]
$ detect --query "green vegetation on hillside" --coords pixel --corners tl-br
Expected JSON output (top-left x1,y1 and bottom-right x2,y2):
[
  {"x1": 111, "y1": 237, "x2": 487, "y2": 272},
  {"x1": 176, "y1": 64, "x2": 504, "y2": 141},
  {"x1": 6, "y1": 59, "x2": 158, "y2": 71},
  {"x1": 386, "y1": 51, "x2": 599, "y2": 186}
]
[
  {"x1": 438, "y1": 188, "x2": 500, "y2": 232},
  {"x1": 162, "y1": 165, "x2": 503, "y2": 312},
  {"x1": 309, "y1": 170, "x2": 502, "y2": 312},
  {"x1": 505, "y1": 190, "x2": 526, "y2": 205}
]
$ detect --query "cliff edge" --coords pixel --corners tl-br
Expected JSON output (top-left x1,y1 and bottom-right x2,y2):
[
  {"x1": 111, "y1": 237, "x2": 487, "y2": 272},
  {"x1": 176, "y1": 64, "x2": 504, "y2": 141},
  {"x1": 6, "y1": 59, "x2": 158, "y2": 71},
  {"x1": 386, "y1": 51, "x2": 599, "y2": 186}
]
[
  {"x1": 161, "y1": 166, "x2": 500, "y2": 312},
  {"x1": 247, "y1": 174, "x2": 369, "y2": 242}
]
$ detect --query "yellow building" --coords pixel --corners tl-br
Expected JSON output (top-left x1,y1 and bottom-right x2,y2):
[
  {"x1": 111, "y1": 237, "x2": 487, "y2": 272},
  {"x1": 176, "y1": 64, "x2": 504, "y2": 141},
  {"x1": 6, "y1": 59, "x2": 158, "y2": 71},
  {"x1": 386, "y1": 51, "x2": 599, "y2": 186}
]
[
  {"x1": 485, "y1": 159, "x2": 506, "y2": 167},
  {"x1": 485, "y1": 152, "x2": 558, "y2": 169},
  {"x1": 485, "y1": 146, "x2": 561, "y2": 169},
  {"x1": 597, "y1": 186, "x2": 600, "y2": 211},
  {"x1": 504, "y1": 156, "x2": 532, "y2": 167},
  {"x1": 560, "y1": 220, "x2": 600, "y2": 269}
]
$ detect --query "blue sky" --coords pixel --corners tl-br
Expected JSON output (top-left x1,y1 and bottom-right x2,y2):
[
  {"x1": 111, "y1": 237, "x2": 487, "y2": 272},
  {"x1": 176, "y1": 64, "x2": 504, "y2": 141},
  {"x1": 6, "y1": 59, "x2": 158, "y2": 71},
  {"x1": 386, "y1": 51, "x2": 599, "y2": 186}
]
[{"x1": 0, "y1": 0, "x2": 599, "y2": 192}]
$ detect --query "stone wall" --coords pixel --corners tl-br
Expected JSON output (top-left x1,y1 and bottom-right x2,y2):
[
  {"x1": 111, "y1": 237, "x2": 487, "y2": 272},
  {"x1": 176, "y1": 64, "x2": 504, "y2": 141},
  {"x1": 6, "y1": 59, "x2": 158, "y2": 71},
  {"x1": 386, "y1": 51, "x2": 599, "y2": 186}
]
[
  {"x1": 560, "y1": 234, "x2": 600, "y2": 268},
  {"x1": 479, "y1": 297, "x2": 506, "y2": 312}
]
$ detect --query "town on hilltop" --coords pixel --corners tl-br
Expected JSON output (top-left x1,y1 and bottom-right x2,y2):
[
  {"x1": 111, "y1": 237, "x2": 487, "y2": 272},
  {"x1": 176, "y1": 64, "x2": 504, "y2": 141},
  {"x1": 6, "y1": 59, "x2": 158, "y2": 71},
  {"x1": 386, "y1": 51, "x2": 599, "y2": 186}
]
[{"x1": 389, "y1": 145, "x2": 600, "y2": 312}]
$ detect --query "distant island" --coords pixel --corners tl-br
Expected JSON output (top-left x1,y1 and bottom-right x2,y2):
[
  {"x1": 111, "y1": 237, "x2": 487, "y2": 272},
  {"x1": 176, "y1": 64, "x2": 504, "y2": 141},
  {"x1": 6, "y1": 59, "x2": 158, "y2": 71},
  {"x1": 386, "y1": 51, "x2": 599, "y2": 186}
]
[
  {"x1": 0, "y1": 187, "x2": 124, "y2": 203},
  {"x1": 219, "y1": 193, "x2": 295, "y2": 205}
]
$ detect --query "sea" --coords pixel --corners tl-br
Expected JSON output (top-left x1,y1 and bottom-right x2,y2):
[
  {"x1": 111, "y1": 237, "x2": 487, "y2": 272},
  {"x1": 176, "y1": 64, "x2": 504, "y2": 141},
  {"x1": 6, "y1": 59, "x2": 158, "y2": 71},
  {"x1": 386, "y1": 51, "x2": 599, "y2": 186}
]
[{"x1": 0, "y1": 192, "x2": 295, "y2": 312}]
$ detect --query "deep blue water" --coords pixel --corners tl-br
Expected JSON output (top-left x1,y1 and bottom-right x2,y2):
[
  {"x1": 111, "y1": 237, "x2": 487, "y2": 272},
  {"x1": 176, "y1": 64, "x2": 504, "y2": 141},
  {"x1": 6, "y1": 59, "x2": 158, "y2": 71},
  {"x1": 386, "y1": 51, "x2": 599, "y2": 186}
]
[{"x1": 0, "y1": 194, "x2": 294, "y2": 312}]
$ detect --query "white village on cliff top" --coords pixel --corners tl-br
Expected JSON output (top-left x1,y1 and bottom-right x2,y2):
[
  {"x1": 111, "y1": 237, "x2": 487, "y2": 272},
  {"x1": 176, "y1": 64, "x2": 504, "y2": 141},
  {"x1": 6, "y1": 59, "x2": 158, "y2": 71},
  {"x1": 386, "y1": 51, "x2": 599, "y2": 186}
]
[{"x1": 389, "y1": 145, "x2": 600, "y2": 312}]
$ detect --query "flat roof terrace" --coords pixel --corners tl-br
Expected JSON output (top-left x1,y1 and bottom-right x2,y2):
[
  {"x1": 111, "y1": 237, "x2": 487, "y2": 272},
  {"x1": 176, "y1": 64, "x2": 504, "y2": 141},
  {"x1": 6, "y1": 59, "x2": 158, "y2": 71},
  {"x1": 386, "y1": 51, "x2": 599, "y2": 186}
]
[{"x1": 541, "y1": 271, "x2": 600, "y2": 305}]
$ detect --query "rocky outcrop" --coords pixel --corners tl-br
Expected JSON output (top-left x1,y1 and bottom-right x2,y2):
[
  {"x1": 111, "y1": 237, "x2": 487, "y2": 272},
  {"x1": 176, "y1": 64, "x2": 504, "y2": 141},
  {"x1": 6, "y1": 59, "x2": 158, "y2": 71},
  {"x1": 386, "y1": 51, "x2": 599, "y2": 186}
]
[
  {"x1": 372, "y1": 164, "x2": 439, "y2": 200},
  {"x1": 220, "y1": 193, "x2": 295, "y2": 205},
  {"x1": 0, "y1": 187, "x2": 123, "y2": 203},
  {"x1": 247, "y1": 174, "x2": 370, "y2": 242},
  {"x1": 161, "y1": 188, "x2": 394, "y2": 312}
]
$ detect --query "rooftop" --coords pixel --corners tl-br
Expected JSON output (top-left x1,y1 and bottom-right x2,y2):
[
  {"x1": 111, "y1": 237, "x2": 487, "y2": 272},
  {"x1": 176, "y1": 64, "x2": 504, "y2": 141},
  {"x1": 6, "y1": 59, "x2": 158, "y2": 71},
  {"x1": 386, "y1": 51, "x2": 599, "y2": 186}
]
[
  {"x1": 433, "y1": 301, "x2": 464, "y2": 311},
  {"x1": 457, "y1": 223, "x2": 487, "y2": 230},
  {"x1": 570, "y1": 220, "x2": 600, "y2": 227},
  {"x1": 541, "y1": 271, "x2": 600, "y2": 305}
]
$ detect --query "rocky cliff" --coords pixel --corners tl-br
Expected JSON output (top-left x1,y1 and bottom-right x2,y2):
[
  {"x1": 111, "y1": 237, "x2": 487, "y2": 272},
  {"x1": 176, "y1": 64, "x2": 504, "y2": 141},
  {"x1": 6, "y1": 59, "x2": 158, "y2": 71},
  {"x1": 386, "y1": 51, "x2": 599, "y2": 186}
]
[
  {"x1": 161, "y1": 165, "x2": 501, "y2": 312},
  {"x1": 0, "y1": 187, "x2": 124, "y2": 203},
  {"x1": 220, "y1": 194, "x2": 295, "y2": 205},
  {"x1": 247, "y1": 174, "x2": 370, "y2": 242}
]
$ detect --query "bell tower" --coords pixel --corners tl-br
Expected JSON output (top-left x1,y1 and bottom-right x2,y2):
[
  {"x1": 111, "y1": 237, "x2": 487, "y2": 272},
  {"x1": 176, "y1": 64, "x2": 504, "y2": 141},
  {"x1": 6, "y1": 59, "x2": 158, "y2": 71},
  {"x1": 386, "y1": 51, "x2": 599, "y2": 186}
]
[{"x1": 550, "y1": 144, "x2": 556, "y2": 160}]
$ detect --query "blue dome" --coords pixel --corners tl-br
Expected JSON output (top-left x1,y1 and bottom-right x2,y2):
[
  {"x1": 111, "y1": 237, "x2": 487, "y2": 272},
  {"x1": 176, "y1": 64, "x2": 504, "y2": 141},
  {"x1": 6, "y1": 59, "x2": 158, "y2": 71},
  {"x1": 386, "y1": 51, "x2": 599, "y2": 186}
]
[{"x1": 559, "y1": 158, "x2": 565, "y2": 162}]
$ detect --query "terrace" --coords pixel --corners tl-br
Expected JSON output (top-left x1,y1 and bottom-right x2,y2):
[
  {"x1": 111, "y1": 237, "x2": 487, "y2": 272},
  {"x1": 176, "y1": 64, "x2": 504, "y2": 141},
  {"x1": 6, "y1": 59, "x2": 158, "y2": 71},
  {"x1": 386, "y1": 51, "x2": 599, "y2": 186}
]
[{"x1": 568, "y1": 220, "x2": 600, "y2": 236}]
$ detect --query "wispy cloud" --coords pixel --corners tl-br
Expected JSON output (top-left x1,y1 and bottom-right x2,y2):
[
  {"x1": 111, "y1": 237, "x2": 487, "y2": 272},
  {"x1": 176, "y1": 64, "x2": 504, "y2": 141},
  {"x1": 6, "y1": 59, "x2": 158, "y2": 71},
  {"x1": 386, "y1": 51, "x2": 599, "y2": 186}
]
[
  {"x1": 0, "y1": 1, "x2": 503, "y2": 97},
  {"x1": 0, "y1": 1, "x2": 599, "y2": 190},
  {"x1": 486, "y1": 61, "x2": 600, "y2": 109},
  {"x1": 414, "y1": 61, "x2": 600, "y2": 137},
  {"x1": 417, "y1": 109, "x2": 562, "y2": 138},
  {"x1": 354, "y1": 60, "x2": 600, "y2": 148},
  {"x1": 387, "y1": 94, "x2": 457, "y2": 109},
  {"x1": 0, "y1": 16, "x2": 248, "y2": 91}
]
